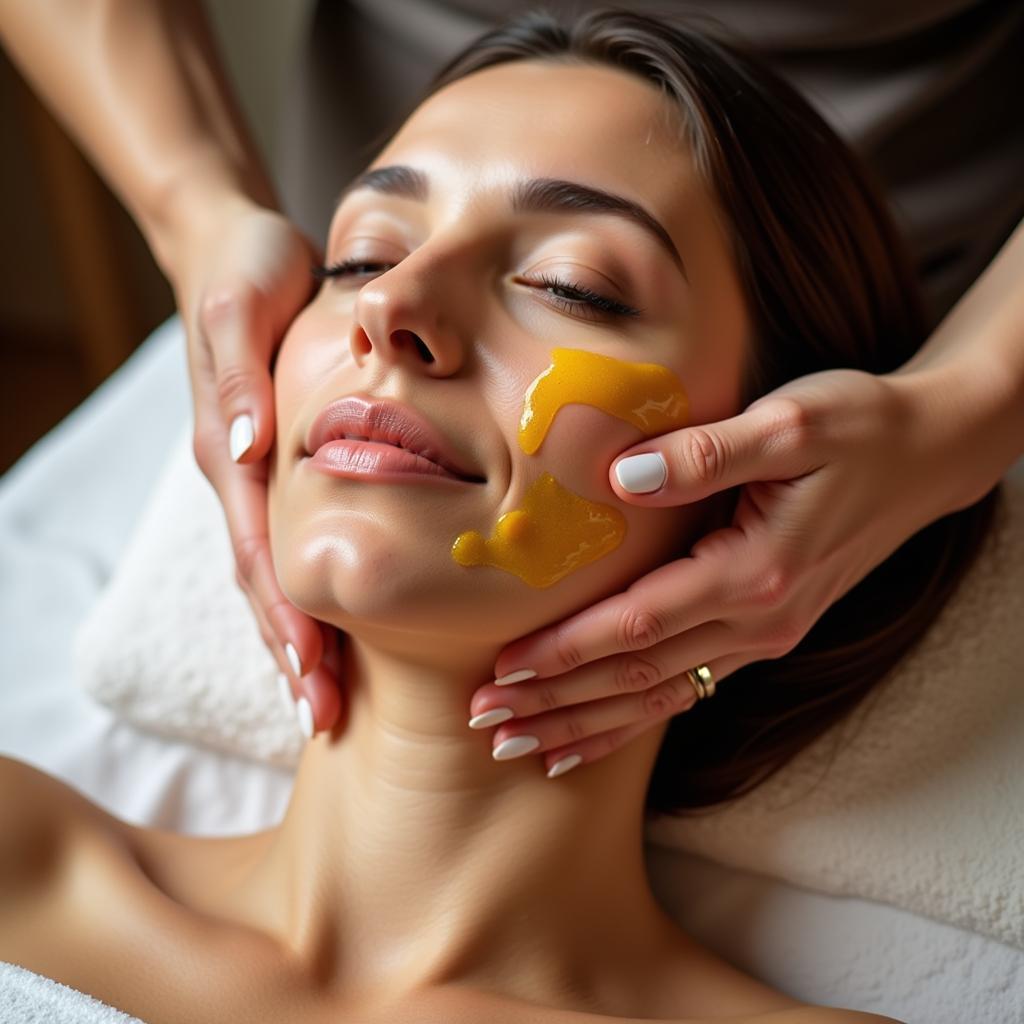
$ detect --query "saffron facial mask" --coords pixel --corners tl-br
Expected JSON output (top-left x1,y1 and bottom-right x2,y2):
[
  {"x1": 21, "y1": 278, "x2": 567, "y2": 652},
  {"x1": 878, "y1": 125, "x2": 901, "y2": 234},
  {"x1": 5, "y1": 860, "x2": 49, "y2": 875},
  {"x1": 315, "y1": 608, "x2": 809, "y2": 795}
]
[
  {"x1": 518, "y1": 347, "x2": 689, "y2": 455},
  {"x1": 452, "y1": 348, "x2": 689, "y2": 587}
]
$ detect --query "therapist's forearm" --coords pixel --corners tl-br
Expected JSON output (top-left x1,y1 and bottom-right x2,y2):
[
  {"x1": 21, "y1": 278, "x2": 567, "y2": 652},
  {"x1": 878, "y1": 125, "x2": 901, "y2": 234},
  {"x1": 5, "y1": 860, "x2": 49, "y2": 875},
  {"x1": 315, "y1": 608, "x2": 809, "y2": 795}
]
[
  {"x1": 0, "y1": 0, "x2": 278, "y2": 276},
  {"x1": 891, "y1": 215, "x2": 1024, "y2": 512}
]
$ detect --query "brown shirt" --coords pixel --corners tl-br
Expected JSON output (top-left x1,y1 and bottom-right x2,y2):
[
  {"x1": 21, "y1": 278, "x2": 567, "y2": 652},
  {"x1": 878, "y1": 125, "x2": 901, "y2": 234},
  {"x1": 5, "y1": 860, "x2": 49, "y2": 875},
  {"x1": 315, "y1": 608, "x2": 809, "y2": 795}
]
[{"x1": 276, "y1": 0, "x2": 1024, "y2": 330}]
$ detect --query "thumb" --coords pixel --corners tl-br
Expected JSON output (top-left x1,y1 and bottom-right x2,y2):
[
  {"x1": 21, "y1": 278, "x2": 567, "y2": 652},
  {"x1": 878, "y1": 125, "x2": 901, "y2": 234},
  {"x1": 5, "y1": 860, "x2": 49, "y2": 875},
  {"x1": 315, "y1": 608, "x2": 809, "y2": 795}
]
[
  {"x1": 200, "y1": 287, "x2": 277, "y2": 465},
  {"x1": 609, "y1": 398, "x2": 821, "y2": 505}
]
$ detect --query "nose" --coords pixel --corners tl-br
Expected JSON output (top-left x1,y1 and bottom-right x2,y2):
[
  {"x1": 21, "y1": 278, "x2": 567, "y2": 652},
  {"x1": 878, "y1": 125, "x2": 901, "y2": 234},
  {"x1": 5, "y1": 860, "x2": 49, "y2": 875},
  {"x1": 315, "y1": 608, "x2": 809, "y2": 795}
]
[{"x1": 348, "y1": 253, "x2": 468, "y2": 377}]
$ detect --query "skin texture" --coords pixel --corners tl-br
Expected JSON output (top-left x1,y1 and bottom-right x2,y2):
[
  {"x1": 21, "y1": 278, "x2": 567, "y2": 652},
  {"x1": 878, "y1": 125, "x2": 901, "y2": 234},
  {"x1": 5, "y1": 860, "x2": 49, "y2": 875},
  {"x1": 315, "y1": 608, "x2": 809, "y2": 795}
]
[{"x1": 0, "y1": 61, "x2": 903, "y2": 1024}]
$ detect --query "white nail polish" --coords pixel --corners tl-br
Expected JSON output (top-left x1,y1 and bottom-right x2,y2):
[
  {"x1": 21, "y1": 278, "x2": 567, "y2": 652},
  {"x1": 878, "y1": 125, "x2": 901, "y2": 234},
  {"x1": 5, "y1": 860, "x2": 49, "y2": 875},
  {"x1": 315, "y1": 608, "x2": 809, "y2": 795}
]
[
  {"x1": 295, "y1": 696, "x2": 315, "y2": 739},
  {"x1": 615, "y1": 452, "x2": 667, "y2": 494},
  {"x1": 277, "y1": 672, "x2": 295, "y2": 711},
  {"x1": 547, "y1": 754, "x2": 583, "y2": 778},
  {"x1": 229, "y1": 413, "x2": 255, "y2": 462},
  {"x1": 285, "y1": 642, "x2": 302, "y2": 678},
  {"x1": 494, "y1": 668, "x2": 537, "y2": 686},
  {"x1": 492, "y1": 735, "x2": 540, "y2": 760},
  {"x1": 469, "y1": 707, "x2": 515, "y2": 729}
]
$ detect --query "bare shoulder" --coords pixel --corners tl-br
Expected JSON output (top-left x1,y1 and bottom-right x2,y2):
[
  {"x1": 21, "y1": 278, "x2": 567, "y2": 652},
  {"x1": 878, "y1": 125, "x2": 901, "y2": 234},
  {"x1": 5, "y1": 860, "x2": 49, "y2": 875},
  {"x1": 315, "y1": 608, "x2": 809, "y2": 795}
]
[
  {"x1": 0, "y1": 752, "x2": 128, "y2": 837},
  {"x1": 0, "y1": 756, "x2": 69, "y2": 886},
  {"x1": 0, "y1": 755, "x2": 130, "y2": 933}
]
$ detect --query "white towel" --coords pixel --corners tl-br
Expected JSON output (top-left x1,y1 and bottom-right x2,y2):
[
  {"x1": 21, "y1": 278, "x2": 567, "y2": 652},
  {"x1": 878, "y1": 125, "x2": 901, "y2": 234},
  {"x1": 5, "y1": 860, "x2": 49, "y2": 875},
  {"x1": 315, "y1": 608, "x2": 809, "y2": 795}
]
[
  {"x1": 72, "y1": 429, "x2": 1024, "y2": 951},
  {"x1": 73, "y1": 427, "x2": 305, "y2": 771},
  {"x1": 0, "y1": 961, "x2": 146, "y2": 1024}
]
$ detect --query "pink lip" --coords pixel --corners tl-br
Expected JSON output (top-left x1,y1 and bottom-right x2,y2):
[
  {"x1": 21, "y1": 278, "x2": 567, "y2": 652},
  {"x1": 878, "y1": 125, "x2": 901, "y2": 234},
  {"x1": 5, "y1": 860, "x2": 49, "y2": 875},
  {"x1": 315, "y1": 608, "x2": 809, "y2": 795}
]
[{"x1": 303, "y1": 394, "x2": 484, "y2": 484}]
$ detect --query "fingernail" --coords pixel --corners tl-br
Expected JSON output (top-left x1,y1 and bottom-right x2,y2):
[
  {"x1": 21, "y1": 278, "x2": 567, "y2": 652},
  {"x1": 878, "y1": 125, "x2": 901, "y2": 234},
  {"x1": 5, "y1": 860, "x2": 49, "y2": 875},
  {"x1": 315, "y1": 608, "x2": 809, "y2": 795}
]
[
  {"x1": 493, "y1": 735, "x2": 540, "y2": 760},
  {"x1": 469, "y1": 707, "x2": 515, "y2": 729},
  {"x1": 295, "y1": 696, "x2": 315, "y2": 739},
  {"x1": 494, "y1": 668, "x2": 537, "y2": 686},
  {"x1": 547, "y1": 754, "x2": 583, "y2": 779},
  {"x1": 615, "y1": 452, "x2": 667, "y2": 494},
  {"x1": 229, "y1": 413, "x2": 255, "y2": 462},
  {"x1": 276, "y1": 672, "x2": 295, "y2": 711},
  {"x1": 285, "y1": 642, "x2": 303, "y2": 678}
]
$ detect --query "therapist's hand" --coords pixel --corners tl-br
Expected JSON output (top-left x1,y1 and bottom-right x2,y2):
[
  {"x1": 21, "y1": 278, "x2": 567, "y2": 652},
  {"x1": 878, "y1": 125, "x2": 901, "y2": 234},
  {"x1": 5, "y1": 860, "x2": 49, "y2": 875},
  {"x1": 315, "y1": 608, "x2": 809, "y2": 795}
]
[
  {"x1": 471, "y1": 361, "x2": 1008, "y2": 778},
  {"x1": 166, "y1": 191, "x2": 343, "y2": 732}
]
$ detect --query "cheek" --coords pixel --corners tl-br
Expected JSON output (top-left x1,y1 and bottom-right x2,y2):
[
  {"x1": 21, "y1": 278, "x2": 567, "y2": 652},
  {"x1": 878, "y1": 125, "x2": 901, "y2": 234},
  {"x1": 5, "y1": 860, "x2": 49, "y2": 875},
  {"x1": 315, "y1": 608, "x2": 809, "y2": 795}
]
[
  {"x1": 452, "y1": 471, "x2": 626, "y2": 588},
  {"x1": 449, "y1": 347, "x2": 697, "y2": 595},
  {"x1": 273, "y1": 311, "x2": 358, "y2": 449},
  {"x1": 268, "y1": 310, "x2": 355, "y2": 590},
  {"x1": 679, "y1": 297, "x2": 750, "y2": 424}
]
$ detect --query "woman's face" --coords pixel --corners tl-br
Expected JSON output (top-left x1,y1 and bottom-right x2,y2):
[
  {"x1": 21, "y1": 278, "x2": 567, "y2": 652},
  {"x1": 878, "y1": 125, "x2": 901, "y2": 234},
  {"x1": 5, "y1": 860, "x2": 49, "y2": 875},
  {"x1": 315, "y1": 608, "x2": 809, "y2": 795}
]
[{"x1": 269, "y1": 59, "x2": 750, "y2": 646}]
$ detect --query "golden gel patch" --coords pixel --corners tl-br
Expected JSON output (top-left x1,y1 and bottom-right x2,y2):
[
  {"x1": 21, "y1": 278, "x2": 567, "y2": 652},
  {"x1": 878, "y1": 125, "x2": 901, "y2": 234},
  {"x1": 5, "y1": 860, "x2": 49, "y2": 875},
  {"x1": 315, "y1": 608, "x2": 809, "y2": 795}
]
[
  {"x1": 452, "y1": 347, "x2": 689, "y2": 586},
  {"x1": 451, "y1": 472, "x2": 625, "y2": 588},
  {"x1": 518, "y1": 347, "x2": 689, "y2": 455}
]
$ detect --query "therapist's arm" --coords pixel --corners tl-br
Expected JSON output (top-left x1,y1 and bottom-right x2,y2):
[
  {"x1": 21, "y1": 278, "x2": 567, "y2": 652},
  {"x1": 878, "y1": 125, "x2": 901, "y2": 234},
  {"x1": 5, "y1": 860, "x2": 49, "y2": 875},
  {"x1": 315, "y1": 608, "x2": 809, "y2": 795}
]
[
  {"x1": 888, "y1": 216, "x2": 1024, "y2": 509},
  {"x1": 0, "y1": 0, "x2": 275, "y2": 266},
  {"x1": 0, "y1": 0, "x2": 344, "y2": 726}
]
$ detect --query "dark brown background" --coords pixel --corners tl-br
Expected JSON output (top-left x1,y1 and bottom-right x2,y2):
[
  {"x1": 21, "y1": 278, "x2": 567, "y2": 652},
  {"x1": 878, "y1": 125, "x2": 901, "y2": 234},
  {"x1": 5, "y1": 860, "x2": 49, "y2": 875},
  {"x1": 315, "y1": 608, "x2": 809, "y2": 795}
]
[{"x1": 0, "y1": 47, "x2": 174, "y2": 475}]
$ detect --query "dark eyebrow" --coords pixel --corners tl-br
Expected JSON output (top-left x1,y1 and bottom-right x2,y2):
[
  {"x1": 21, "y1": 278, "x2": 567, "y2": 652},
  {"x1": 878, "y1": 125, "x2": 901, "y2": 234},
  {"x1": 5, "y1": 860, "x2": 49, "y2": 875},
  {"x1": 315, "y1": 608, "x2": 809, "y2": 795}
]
[{"x1": 334, "y1": 164, "x2": 687, "y2": 279}]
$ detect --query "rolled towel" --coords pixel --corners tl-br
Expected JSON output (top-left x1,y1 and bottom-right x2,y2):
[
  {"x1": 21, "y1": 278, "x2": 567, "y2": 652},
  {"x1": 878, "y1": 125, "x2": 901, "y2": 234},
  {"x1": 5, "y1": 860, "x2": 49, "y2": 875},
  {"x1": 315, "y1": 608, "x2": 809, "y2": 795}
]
[{"x1": 73, "y1": 427, "x2": 303, "y2": 770}]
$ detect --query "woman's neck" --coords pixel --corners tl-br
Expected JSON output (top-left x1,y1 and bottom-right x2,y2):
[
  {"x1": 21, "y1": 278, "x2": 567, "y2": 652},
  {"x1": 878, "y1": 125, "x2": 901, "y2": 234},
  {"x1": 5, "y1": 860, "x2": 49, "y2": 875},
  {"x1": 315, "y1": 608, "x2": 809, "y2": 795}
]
[{"x1": 239, "y1": 631, "x2": 682, "y2": 1011}]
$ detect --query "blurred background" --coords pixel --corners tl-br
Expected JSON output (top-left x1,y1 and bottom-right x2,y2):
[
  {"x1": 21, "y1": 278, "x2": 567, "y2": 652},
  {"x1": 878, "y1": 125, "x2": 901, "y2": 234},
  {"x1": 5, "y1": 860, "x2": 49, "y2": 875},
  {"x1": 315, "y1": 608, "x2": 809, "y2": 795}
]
[{"x1": 0, "y1": 0, "x2": 309, "y2": 474}]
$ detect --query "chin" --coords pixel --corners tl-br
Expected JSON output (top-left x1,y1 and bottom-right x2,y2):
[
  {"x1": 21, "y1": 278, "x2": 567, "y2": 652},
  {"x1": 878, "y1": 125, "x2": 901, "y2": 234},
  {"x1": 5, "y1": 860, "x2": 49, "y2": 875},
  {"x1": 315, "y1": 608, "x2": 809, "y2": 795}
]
[
  {"x1": 268, "y1": 489, "x2": 696, "y2": 648},
  {"x1": 270, "y1": 518, "x2": 527, "y2": 644}
]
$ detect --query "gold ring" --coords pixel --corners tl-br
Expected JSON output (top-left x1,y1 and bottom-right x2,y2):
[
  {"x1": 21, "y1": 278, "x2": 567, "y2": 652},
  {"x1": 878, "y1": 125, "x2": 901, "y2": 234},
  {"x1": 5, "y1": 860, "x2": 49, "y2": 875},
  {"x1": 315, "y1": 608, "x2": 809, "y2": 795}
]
[{"x1": 686, "y1": 664, "x2": 715, "y2": 700}]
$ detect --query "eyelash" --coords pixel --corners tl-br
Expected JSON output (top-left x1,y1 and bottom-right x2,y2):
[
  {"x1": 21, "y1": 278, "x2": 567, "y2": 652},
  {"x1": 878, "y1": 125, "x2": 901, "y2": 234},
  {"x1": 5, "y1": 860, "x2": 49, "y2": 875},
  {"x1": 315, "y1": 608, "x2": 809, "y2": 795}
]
[{"x1": 311, "y1": 259, "x2": 643, "y2": 320}]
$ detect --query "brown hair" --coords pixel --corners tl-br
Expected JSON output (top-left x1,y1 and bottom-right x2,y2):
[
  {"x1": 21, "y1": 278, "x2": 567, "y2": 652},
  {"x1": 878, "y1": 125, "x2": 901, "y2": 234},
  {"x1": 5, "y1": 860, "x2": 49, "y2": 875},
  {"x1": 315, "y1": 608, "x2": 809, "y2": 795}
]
[{"x1": 396, "y1": 7, "x2": 1001, "y2": 815}]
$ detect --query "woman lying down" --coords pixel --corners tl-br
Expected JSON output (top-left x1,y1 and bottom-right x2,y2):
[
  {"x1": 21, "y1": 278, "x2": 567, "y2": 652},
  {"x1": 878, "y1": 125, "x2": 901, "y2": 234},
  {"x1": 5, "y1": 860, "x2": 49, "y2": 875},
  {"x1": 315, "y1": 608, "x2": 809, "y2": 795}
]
[{"x1": 0, "y1": 8, "x2": 996, "y2": 1024}]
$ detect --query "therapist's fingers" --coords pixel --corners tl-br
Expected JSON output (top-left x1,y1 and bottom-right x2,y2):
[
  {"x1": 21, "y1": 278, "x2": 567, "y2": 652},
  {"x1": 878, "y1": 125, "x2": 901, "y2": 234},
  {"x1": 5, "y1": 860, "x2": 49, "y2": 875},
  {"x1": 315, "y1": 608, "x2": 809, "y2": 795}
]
[
  {"x1": 473, "y1": 618, "x2": 736, "y2": 724},
  {"x1": 493, "y1": 553, "x2": 728, "y2": 683},
  {"x1": 608, "y1": 394, "x2": 825, "y2": 507},
  {"x1": 492, "y1": 650, "x2": 752, "y2": 780},
  {"x1": 248, "y1": 594, "x2": 343, "y2": 737},
  {"x1": 188, "y1": 328, "x2": 334, "y2": 729},
  {"x1": 185, "y1": 202, "x2": 321, "y2": 470},
  {"x1": 198, "y1": 285, "x2": 277, "y2": 465},
  {"x1": 315, "y1": 625, "x2": 346, "y2": 723},
  {"x1": 192, "y1": 364, "x2": 317, "y2": 675},
  {"x1": 292, "y1": 622, "x2": 345, "y2": 737},
  {"x1": 538, "y1": 652, "x2": 750, "y2": 778}
]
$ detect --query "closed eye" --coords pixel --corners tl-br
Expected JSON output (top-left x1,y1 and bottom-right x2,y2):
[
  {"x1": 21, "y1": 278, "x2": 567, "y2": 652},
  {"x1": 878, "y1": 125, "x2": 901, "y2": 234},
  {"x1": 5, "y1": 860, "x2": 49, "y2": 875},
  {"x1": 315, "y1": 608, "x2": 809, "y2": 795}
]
[{"x1": 311, "y1": 260, "x2": 643, "y2": 320}]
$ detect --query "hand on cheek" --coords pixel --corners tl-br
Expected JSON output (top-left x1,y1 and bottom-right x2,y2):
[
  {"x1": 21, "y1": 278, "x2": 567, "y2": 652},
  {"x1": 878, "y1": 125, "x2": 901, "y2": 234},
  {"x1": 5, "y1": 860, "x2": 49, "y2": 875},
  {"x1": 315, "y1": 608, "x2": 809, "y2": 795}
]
[{"x1": 459, "y1": 347, "x2": 713, "y2": 778}]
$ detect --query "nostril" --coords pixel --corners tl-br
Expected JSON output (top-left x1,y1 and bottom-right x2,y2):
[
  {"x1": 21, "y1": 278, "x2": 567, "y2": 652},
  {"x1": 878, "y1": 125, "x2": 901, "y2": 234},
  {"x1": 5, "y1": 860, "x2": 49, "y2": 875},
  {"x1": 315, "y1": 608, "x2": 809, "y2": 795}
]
[
  {"x1": 391, "y1": 329, "x2": 435, "y2": 364},
  {"x1": 414, "y1": 336, "x2": 435, "y2": 364},
  {"x1": 351, "y1": 327, "x2": 372, "y2": 360}
]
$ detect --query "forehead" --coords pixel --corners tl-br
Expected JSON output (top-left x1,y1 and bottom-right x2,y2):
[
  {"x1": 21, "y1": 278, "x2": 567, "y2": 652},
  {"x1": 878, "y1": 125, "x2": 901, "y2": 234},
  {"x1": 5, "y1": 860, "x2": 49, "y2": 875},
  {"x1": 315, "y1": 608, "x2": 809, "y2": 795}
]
[{"x1": 374, "y1": 60, "x2": 697, "y2": 215}]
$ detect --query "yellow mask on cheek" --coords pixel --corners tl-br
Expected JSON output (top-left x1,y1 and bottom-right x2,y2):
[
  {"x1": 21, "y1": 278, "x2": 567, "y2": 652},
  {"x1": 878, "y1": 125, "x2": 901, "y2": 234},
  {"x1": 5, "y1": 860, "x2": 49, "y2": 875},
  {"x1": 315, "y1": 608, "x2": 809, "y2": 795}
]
[
  {"x1": 452, "y1": 348, "x2": 689, "y2": 588},
  {"x1": 451, "y1": 472, "x2": 625, "y2": 588},
  {"x1": 518, "y1": 347, "x2": 690, "y2": 455}
]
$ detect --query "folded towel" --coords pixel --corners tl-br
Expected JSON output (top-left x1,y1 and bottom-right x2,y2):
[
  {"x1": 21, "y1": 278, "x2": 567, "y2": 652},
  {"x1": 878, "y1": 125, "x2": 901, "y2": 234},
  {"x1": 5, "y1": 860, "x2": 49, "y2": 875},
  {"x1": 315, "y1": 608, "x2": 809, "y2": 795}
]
[
  {"x1": 0, "y1": 961, "x2": 146, "y2": 1024},
  {"x1": 73, "y1": 427, "x2": 305, "y2": 770},
  {"x1": 72, "y1": 429, "x2": 1024, "y2": 950}
]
